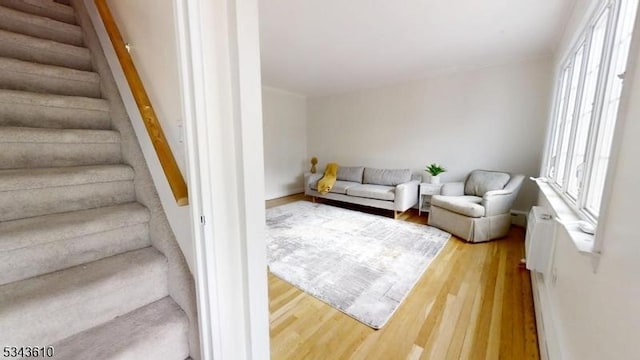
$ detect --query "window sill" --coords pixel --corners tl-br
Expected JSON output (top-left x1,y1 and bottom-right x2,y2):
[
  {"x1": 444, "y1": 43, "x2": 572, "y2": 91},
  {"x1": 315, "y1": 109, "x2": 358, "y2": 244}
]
[{"x1": 535, "y1": 179, "x2": 596, "y2": 255}]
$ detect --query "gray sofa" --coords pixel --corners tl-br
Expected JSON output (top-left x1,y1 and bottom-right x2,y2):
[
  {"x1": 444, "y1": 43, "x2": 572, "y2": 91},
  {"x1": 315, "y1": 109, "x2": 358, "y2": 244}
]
[
  {"x1": 304, "y1": 166, "x2": 420, "y2": 218},
  {"x1": 428, "y1": 169, "x2": 525, "y2": 242}
]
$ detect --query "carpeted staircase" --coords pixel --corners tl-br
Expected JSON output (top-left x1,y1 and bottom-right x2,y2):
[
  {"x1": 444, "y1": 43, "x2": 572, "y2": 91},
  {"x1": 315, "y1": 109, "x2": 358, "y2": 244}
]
[{"x1": 0, "y1": 1, "x2": 193, "y2": 358}]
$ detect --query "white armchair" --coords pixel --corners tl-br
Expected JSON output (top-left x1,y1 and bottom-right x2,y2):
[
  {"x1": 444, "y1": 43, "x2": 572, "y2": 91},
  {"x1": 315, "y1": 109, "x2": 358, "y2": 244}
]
[{"x1": 428, "y1": 170, "x2": 525, "y2": 242}]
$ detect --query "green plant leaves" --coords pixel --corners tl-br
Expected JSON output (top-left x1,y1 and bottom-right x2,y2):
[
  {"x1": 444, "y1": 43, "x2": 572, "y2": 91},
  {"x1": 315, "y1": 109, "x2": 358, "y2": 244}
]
[{"x1": 425, "y1": 163, "x2": 446, "y2": 176}]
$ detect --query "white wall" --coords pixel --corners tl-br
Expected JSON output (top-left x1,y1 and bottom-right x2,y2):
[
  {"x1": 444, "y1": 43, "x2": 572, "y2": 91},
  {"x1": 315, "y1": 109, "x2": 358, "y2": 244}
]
[
  {"x1": 107, "y1": 0, "x2": 185, "y2": 171},
  {"x1": 535, "y1": 1, "x2": 640, "y2": 359},
  {"x1": 88, "y1": 0, "x2": 194, "y2": 271},
  {"x1": 262, "y1": 87, "x2": 308, "y2": 200},
  {"x1": 107, "y1": 0, "x2": 185, "y2": 170},
  {"x1": 307, "y1": 58, "x2": 553, "y2": 211}
]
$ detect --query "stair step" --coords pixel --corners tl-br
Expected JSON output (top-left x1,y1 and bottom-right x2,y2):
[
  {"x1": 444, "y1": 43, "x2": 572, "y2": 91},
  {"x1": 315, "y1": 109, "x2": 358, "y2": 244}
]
[
  {"x1": 0, "y1": 5, "x2": 83, "y2": 46},
  {"x1": 0, "y1": 203, "x2": 151, "y2": 285},
  {"x1": 0, "y1": 89, "x2": 110, "y2": 129},
  {"x1": 0, "y1": 165, "x2": 135, "y2": 221},
  {"x1": 0, "y1": 0, "x2": 76, "y2": 24},
  {"x1": 0, "y1": 57, "x2": 100, "y2": 98},
  {"x1": 53, "y1": 297, "x2": 190, "y2": 360},
  {"x1": 0, "y1": 247, "x2": 169, "y2": 346},
  {"x1": 0, "y1": 29, "x2": 91, "y2": 71},
  {"x1": 0, "y1": 126, "x2": 121, "y2": 169}
]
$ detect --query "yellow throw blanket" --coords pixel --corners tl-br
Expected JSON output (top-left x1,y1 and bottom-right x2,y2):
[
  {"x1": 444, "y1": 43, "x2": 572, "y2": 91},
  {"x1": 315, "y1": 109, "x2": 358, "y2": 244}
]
[{"x1": 317, "y1": 163, "x2": 338, "y2": 195}]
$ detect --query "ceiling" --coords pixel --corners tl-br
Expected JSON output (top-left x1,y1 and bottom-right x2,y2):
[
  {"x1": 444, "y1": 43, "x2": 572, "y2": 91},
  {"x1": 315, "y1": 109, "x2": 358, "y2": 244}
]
[{"x1": 258, "y1": 0, "x2": 576, "y2": 97}]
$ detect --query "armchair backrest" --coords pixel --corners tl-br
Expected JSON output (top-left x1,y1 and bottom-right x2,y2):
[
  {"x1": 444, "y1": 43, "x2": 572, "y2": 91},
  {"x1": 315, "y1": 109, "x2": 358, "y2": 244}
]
[
  {"x1": 464, "y1": 170, "x2": 511, "y2": 196},
  {"x1": 502, "y1": 174, "x2": 525, "y2": 195}
]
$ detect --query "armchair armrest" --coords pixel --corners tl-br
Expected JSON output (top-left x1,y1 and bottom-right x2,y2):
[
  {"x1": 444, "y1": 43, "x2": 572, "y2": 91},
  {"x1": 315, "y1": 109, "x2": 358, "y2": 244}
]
[
  {"x1": 482, "y1": 191, "x2": 515, "y2": 216},
  {"x1": 482, "y1": 174, "x2": 525, "y2": 216},
  {"x1": 395, "y1": 180, "x2": 419, "y2": 211},
  {"x1": 483, "y1": 189, "x2": 512, "y2": 197},
  {"x1": 441, "y1": 182, "x2": 464, "y2": 196}
]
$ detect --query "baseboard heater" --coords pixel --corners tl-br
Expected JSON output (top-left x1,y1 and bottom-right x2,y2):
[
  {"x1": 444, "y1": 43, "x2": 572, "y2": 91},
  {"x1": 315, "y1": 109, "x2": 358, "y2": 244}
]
[
  {"x1": 525, "y1": 206, "x2": 556, "y2": 360},
  {"x1": 525, "y1": 206, "x2": 555, "y2": 275}
]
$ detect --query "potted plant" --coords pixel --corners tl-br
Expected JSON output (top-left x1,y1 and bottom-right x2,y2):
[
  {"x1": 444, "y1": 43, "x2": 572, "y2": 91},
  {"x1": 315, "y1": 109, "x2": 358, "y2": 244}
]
[{"x1": 425, "y1": 163, "x2": 446, "y2": 184}]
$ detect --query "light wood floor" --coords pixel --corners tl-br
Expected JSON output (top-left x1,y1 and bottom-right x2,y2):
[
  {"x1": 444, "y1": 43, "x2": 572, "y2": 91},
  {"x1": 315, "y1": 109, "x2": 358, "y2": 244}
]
[{"x1": 266, "y1": 194, "x2": 539, "y2": 360}]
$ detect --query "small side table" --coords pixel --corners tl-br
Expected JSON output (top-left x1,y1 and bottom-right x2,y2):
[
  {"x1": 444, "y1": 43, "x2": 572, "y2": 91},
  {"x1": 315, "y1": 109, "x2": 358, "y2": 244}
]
[{"x1": 419, "y1": 183, "x2": 443, "y2": 215}]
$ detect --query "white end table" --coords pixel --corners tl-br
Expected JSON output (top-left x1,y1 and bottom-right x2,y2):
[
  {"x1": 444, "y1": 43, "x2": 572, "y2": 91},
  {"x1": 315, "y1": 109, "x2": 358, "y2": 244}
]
[{"x1": 418, "y1": 183, "x2": 443, "y2": 215}]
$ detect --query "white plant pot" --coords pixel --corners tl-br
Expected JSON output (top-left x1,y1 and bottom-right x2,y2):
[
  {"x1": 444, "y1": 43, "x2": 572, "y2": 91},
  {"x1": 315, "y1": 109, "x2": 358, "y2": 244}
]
[{"x1": 430, "y1": 175, "x2": 441, "y2": 184}]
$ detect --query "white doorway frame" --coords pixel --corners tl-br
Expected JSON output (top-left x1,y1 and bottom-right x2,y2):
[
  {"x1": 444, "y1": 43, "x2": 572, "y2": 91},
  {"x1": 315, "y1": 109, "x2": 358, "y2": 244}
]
[{"x1": 174, "y1": 0, "x2": 270, "y2": 359}]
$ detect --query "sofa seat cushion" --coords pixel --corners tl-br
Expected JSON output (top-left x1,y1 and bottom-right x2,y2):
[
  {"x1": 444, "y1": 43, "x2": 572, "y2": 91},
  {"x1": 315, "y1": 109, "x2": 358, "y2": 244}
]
[
  {"x1": 431, "y1": 195, "x2": 485, "y2": 218},
  {"x1": 346, "y1": 184, "x2": 395, "y2": 201},
  {"x1": 310, "y1": 180, "x2": 360, "y2": 194}
]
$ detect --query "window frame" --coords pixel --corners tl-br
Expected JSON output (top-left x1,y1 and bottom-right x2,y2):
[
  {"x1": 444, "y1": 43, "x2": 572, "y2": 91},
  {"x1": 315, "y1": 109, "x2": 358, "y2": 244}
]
[
  {"x1": 543, "y1": 0, "x2": 627, "y2": 224},
  {"x1": 555, "y1": 40, "x2": 587, "y2": 195}
]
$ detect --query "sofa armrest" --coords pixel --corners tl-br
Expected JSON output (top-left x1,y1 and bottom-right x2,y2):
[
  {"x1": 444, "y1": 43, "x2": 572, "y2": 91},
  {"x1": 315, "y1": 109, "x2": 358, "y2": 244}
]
[
  {"x1": 304, "y1": 172, "x2": 323, "y2": 195},
  {"x1": 395, "y1": 180, "x2": 419, "y2": 211},
  {"x1": 441, "y1": 182, "x2": 464, "y2": 196}
]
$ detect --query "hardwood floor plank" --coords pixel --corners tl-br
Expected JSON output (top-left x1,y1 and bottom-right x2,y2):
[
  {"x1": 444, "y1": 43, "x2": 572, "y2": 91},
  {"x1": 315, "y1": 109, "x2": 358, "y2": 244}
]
[
  {"x1": 458, "y1": 286, "x2": 485, "y2": 360},
  {"x1": 406, "y1": 344, "x2": 424, "y2": 360},
  {"x1": 266, "y1": 194, "x2": 539, "y2": 359},
  {"x1": 428, "y1": 282, "x2": 470, "y2": 360},
  {"x1": 414, "y1": 241, "x2": 470, "y2": 348},
  {"x1": 445, "y1": 246, "x2": 488, "y2": 359},
  {"x1": 417, "y1": 246, "x2": 471, "y2": 356},
  {"x1": 468, "y1": 243, "x2": 501, "y2": 359},
  {"x1": 503, "y1": 235, "x2": 525, "y2": 360},
  {"x1": 486, "y1": 246, "x2": 508, "y2": 359}
]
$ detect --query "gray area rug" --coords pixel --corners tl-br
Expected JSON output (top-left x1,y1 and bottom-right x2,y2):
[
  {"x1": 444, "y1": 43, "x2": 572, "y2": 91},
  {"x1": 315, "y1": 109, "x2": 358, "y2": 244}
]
[{"x1": 266, "y1": 201, "x2": 450, "y2": 329}]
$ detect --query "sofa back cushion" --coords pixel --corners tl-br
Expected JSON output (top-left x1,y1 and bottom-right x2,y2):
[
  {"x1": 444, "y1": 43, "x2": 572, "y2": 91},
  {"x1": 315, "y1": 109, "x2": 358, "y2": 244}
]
[
  {"x1": 363, "y1": 168, "x2": 412, "y2": 186},
  {"x1": 464, "y1": 170, "x2": 511, "y2": 196},
  {"x1": 336, "y1": 166, "x2": 365, "y2": 183}
]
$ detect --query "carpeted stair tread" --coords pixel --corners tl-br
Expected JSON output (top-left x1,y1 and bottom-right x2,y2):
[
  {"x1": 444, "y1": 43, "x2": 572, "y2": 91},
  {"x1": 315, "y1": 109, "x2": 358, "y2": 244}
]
[
  {"x1": 0, "y1": 0, "x2": 76, "y2": 24},
  {"x1": 0, "y1": 127, "x2": 122, "y2": 169},
  {"x1": 0, "y1": 202, "x2": 149, "y2": 252},
  {"x1": 0, "y1": 89, "x2": 109, "y2": 112},
  {"x1": 0, "y1": 165, "x2": 136, "y2": 221},
  {"x1": 0, "y1": 89, "x2": 110, "y2": 129},
  {"x1": 0, "y1": 5, "x2": 83, "y2": 46},
  {"x1": 0, "y1": 57, "x2": 100, "y2": 98},
  {"x1": 0, "y1": 247, "x2": 169, "y2": 346},
  {"x1": 0, "y1": 164, "x2": 134, "y2": 191},
  {"x1": 0, "y1": 126, "x2": 119, "y2": 143},
  {"x1": 0, "y1": 89, "x2": 108, "y2": 111},
  {"x1": 0, "y1": 29, "x2": 91, "y2": 71},
  {"x1": 53, "y1": 297, "x2": 190, "y2": 360},
  {"x1": 0, "y1": 203, "x2": 151, "y2": 286}
]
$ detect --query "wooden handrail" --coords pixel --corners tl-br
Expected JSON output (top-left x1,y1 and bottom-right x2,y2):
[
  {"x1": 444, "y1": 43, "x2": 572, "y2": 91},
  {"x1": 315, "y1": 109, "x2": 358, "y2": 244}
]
[{"x1": 95, "y1": 0, "x2": 188, "y2": 206}]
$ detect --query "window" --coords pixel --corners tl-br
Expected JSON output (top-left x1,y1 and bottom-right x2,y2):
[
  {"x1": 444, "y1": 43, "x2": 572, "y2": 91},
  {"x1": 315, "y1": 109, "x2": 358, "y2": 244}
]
[{"x1": 544, "y1": 0, "x2": 638, "y2": 222}]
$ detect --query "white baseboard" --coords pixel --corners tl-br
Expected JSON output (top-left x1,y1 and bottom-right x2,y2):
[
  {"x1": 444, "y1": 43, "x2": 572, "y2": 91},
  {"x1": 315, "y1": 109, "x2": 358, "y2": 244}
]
[
  {"x1": 265, "y1": 187, "x2": 304, "y2": 201},
  {"x1": 511, "y1": 209, "x2": 528, "y2": 228},
  {"x1": 531, "y1": 272, "x2": 562, "y2": 360},
  {"x1": 531, "y1": 273, "x2": 549, "y2": 360}
]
